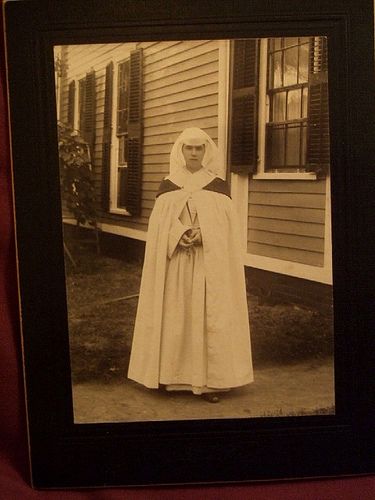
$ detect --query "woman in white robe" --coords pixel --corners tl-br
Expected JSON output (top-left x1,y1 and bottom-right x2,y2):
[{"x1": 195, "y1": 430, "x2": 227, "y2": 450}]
[{"x1": 128, "y1": 128, "x2": 253, "y2": 402}]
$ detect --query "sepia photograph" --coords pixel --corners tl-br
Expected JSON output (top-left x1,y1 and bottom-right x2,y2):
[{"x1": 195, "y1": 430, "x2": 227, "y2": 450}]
[
  {"x1": 5, "y1": 0, "x2": 374, "y2": 488},
  {"x1": 54, "y1": 37, "x2": 335, "y2": 424}
]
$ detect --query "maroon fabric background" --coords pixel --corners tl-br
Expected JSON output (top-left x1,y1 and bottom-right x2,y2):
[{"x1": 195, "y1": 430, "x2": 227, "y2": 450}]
[{"x1": 0, "y1": 5, "x2": 374, "y2": 498}]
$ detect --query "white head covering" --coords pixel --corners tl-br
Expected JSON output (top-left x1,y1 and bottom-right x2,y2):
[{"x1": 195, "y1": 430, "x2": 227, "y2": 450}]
[{"x1": 167, "y1": 128, "x2": 225, "y2": 187}]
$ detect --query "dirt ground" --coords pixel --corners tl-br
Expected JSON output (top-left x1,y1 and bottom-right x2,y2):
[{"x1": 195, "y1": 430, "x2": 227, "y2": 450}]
[
  {"x1": 72, "y1": 359, "x2": 335, "y2": 423},
  {"x1": 65, "y1": 245, "x2": 335, "y2": 424}
]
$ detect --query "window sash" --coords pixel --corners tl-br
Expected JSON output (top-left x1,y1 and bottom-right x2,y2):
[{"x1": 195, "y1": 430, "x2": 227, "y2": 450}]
[
  {"x1": 117, "y1": 165, "x2": 128, "y2": 209},
  {"x1": 268, "y1": 37, "x2": 310, "y2": 90},
  {"x1": 110, "y1": 48, "x2": 143, "y2": 215},
  {"x1": 117, "y1": 135, "x2": 128, "y2": 166},
  {"x1": 265, "y1": 37, "x2": 311, "y2": 172},
  {"x1": 116, "y1": 60, "x2": 130, "y2": 173},
  {"x1": 116, "y1": 60, "x2": 129, "y2": 136},
  {"x1": 266, "y1": 122, "x2": 307, "y2": 171}
]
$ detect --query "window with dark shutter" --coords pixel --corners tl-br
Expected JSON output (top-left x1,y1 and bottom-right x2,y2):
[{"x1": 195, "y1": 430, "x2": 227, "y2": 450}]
[
  {"x1": 67, "y1": 80, "x2": 75, "y2": 129},
  {"x1": 102, "y1": 62, "x2": 113, "y2": 212},
  {"x1": 123, "y1": 48, "x2": 143, "y2": 216},
  {"x1": 265, "y1": 37, "x2": 311, "y2": 172},
  {"x1": 306, "y1": 36, "x2": 330, "y2": 178},
  {"x1": 81, "y1": 70, "x2": 96, "y2": 163},
  {"x1": 116, "y1": 59, "x2": 130, "y2": 210},
  {"x1": 229, "y1": 39, "x2": 260, "y2": 175}
]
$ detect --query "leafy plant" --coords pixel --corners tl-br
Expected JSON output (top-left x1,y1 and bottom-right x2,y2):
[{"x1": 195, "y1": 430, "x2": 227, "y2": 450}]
[{"x1": 58, "y1": 122, "x2": 97, "y2": 226}]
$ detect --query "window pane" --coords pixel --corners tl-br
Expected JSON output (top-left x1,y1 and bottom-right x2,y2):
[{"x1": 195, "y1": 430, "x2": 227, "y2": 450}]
[
  {"x1": 270, "y1": 126, "x2": 285, "y2": 167},
  {"x1": 287, "y1": 89, "x2": 302, "y2": 120},
  {"x1": 284, "y1": 46, "x2": 298, "y2": 86},
  {"x1": 118, "y1": 87, "x2": 127, "y2": 110},
  {"x1": 273, "y1": 38, "x2": 282, "y2": 51},
  {"x1": 283, "y1": 37, "x2": 299, "y2": 48},
  {"x1": 117, "y1": 166, "x2": 128, "y2": 208},
  {"x1": 272, "y1": 92, "x2": 286, "y2": 122},
  {"x1": 117, "y1": 109, "x2": 128, "y2": 134},
  {"x1": 118, "y1": 135, "x2": 128, "y2": 165},
  {"x1": 117, "y1": 61, "x2": 129, "y2": 135},
  {"x1": 299, "y1": 42, "x2": 309, "y2": 83},
  {"x1": 119, "y1": 61, "x2": 129, "y2": 85},
  {"x1": 268, "y1": 53, "x2": 273, "y2": 88},
  {"x1": 301, "y1": 124, "x2": 307, "y2": 165},
  {"x1": 272, "y1": 51, "x2": 283, "y2": 88},
  {"x1": 302, "y1": 87, "x2": 308, "y2": 117},
  {"x1": 286, "y1": 126, "x2": 301, "y2": 166}
]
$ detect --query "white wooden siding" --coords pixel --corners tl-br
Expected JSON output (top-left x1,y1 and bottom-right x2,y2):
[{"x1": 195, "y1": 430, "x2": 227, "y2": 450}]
[
  {"x1": 59, "y1": 41, "x2": 220, "y2": 232},
  {"x1": 141, "y1": 40, "x2": 220, "y2": 215},
  {"x1": 58, "y1": 41, "x2": 332, "y2": 283},
  {"x1": 248, "y1": 179, "x2": 327, "y2": 267}
]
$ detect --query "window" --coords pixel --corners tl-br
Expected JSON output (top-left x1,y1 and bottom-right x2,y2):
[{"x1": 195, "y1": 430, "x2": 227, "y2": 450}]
[
  {"x1": 265, "y1": 37, "x2": 310, "y2": 172},
  {"x1": 102, "y1": 49, "x2": 143, "y2": 216},
  {"x1": 116, "y1": 60, "x2": 130, "y2": 209},
  {"x1": 229, "y1": 37, "x2": 329, "y2": 179}
]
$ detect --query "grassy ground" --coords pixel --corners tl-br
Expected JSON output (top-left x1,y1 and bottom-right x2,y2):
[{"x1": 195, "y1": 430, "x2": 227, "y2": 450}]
[{"x1": 64, "y1": 242, "x2": 334, "y2": 385}]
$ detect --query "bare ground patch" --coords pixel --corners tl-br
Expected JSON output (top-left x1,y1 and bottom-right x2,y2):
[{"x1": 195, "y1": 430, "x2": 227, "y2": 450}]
[
  {"x1": 72, "y1": 361, "x2": 335, "y2": 423},
  {"x1": 63, "y1": 245, "x2": 335, "y2": 421}
]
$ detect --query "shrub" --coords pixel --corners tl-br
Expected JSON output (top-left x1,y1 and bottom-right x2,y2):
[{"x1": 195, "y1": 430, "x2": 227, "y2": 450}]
[{"x1": 58, "y1": 122, "x2": 97, "y2": 227}]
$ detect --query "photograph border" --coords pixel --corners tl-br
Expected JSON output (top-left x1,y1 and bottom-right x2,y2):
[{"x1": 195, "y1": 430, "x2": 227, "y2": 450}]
[{"x1": 4, "y1": 0, "x2": 375, "y2": 488}]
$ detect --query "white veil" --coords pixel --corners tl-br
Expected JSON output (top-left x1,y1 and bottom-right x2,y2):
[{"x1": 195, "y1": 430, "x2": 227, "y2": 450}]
[{"x1": 167, "y1": 128, "x2": 226, "y2": 186}]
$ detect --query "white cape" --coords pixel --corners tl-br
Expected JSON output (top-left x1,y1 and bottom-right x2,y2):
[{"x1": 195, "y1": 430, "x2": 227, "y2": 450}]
[{"x1": 128, "y1": 184, "x2": 253, "y2": 390}]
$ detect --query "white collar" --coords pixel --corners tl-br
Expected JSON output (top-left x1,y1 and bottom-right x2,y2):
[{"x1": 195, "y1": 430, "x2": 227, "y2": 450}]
[{"x1": 167, "y1": 167, "x2": 214, "y2": 191}]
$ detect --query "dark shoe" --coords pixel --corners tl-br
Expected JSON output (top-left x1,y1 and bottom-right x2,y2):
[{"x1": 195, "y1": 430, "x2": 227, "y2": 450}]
[{"x1": 202, "y1": 393, "x2": 220, "y2": 403}]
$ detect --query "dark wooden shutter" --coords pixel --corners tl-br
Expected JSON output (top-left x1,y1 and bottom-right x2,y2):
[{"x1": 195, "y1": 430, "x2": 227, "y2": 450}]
[
  {"x1": 102, "y1": 62, "x2": 114, "y2": 212},
  {"x1": 124, "y1": 48, "x2": 143, "y2": 216},
  {"x1": 229, "y1": 39, "x2": 260, "y2": 175},
  {"x1": 82, "y1": 70, "x2": 96, "y2": 163},
  {"x1": 306, "y1": 37, "x2": 330, "y2": 178},
  {"x1": 67, "y1": 80, "x2": 75, "y2": 129}
]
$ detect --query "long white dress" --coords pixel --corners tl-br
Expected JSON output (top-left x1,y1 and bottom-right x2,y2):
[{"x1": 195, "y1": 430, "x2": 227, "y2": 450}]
[
  {"x1": 159, "y1": 198, "x2": 211, "y2": 393},
  {"x1": 128, "y1": 168, "x2": 254, "y2": 393}
]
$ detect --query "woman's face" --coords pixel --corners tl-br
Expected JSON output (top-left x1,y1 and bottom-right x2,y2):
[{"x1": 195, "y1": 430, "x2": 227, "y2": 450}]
[{"x1": 182, "y1": 144, "x2": 205, "y2": 172}]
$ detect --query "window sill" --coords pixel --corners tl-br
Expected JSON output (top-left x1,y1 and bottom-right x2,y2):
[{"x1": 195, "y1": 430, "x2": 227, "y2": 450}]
[
  {"x1": 252, "y1": 172, "x2": 317, "y2": 181},
  {"x1": 109, "y1": 208, "x2": 131, "y2": 216}
]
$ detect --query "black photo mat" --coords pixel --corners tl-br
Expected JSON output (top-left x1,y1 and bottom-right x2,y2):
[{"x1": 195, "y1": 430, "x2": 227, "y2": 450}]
[{"x1": 4, "y1": 0, "x2": 375, "y2": 489}]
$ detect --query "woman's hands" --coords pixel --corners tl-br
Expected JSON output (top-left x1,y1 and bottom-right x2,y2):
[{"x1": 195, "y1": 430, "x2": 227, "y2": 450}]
[
  {"x1": 178, "y1": 228, "x2": 202, "y2": 249},
  {"x1": 189, "y1": 228, "x2": 202, "y2": 246}
]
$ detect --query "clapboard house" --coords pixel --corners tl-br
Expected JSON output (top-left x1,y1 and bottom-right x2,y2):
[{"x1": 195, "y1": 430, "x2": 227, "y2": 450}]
[{"x1": 55, "y1": 37, "x2": 332, "y2": 308}]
